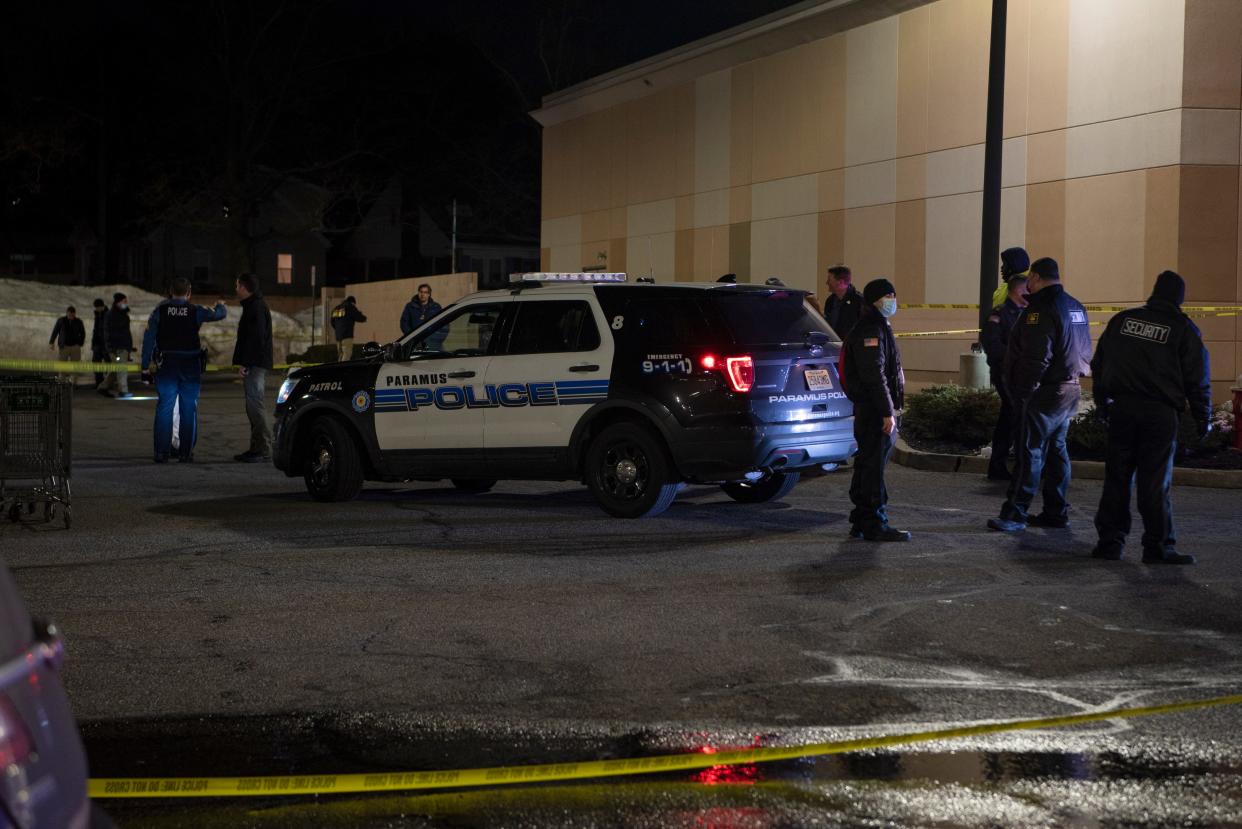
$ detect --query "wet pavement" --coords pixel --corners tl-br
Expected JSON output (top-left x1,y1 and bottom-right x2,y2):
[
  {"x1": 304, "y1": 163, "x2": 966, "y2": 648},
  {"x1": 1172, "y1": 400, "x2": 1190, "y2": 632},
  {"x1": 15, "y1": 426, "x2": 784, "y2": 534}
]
[{"x1": 4, "y1": 378, "x2": 1242, "y2": 826}]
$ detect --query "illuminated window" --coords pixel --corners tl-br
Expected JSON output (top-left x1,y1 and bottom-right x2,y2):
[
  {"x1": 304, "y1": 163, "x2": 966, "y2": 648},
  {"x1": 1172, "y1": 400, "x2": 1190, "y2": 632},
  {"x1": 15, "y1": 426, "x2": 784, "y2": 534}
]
[{"x1": 277, "y1": 253, "x2": 293, "y2": 284}]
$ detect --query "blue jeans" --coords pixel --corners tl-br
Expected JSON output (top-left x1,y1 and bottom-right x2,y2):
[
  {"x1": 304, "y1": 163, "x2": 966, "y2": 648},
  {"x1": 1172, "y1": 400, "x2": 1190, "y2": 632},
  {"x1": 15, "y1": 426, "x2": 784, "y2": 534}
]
[
  {"x1": 1001, "y1": 384, "x2": 1080, "y2": 522},
  {"x1": 244, "y1": 367, "x2": 272, "y2": 455},
  {"x1": 154, "y1": 354, "x2": 201, "y2": 459}
]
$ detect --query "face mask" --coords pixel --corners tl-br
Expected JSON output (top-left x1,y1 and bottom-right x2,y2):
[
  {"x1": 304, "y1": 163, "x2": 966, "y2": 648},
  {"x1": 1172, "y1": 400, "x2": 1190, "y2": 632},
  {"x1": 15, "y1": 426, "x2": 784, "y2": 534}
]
[
  {"x1": 877, "y1": 297, "x2": 898, "y2": 318},
  {"x1": 118, "y1": 303, "x2": 128, "y2": 311}
]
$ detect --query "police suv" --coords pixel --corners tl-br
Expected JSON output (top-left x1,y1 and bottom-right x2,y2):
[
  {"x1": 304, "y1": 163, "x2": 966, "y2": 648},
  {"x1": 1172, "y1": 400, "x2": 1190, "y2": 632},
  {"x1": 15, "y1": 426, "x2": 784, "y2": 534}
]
[{"x1": 273, "y1": 273, "x2": 856, "y2": 518}]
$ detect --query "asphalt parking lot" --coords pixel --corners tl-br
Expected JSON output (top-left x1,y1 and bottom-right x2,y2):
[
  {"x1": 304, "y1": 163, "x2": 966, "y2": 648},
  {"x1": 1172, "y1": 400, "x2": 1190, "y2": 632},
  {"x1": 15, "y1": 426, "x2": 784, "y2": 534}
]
[{"x1": 4, "y1": 376, "x2": 1242, "y2": 827}]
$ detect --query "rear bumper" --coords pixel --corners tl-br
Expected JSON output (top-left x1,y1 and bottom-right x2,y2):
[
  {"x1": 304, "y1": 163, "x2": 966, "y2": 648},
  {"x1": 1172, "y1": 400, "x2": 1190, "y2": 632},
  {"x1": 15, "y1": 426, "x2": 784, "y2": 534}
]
[{"x1": 670, "y1": 417, "x2": 856, "y2": 481}]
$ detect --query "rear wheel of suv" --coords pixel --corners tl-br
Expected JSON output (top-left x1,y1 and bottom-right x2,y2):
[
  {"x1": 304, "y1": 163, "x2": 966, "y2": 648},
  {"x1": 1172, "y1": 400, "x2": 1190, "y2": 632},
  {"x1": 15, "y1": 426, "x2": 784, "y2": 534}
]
[
  {"x1": 586, "y1": 423, "x2": 679, "y2": 518},
  {"x1": 721, "y1": 470, "x2": 800, "y2": 503},
  {"x1": 452, "y1": 478, "x2": 496, "y2": 493},
  {"x1": 303, "y1": 417, "x2": 364, "y2": 502}
]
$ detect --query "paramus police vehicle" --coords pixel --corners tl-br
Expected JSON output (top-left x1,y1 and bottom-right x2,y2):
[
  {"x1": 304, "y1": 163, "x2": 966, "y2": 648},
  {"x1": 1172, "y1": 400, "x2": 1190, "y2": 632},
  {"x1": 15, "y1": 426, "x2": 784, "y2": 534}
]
[{"x1": 273, "y1": 273, "x2": 856, "y2": 518}]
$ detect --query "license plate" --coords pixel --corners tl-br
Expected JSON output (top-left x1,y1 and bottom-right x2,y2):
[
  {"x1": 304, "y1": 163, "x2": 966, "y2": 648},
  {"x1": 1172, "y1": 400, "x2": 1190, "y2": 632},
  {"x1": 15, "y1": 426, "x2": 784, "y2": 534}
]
[{"x1": 804, "y1": 369, "x2": 832, "y2": 391}]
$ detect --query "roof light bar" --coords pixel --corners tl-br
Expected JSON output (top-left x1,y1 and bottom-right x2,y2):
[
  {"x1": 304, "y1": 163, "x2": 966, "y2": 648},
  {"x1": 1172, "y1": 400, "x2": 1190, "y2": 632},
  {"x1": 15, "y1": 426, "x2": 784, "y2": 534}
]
[{"x1": 509, "y1": 272, "x2": 627, "y2": 283}]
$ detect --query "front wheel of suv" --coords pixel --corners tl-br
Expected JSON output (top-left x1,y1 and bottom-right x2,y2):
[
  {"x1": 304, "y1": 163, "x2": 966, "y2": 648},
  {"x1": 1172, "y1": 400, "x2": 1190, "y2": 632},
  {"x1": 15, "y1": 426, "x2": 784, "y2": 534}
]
[
  {"x1": 721, "y1": 470, "x2": 800, "y2": 503},
  {"x1": 585, "y1": 423, "x2": 679, "y2": 518},
  {"x1": 303, "y1": 417, "x2": 364, "y2": 502}
]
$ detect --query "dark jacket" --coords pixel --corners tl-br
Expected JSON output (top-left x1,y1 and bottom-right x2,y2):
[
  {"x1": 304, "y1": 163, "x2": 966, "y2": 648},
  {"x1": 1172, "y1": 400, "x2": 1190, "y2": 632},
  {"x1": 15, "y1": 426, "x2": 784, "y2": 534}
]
[
  {"x1": 980, "y1": 297, "x2": 1024, "y2": 388},
  {"x1": 231, "y1": 294, "x2": 273, "y2": 369},
  {"x1": 49, "y1": 316, "x2": 87, "y2": 348},
  {"x1": 331, "y1": 302, "x2": 367, "y2": 341},
  {"x1": 90, "y1": 309, "x2": 107, "y2": 352},
  {"x1": 399, "y1": 299, "x2": 442, "y2": 336},
  {"x1": 823, "y1": 285, "x2": 863, "y2": 338},
  {"x1": 841, "y1": 308, "x2": 904, "y2": 416},
  {"x1": 103, "y1": 305, "x2": 134, "y2": 352},
  {"x1": 1091, "y1": 297, "x2": 1211, "y2": 427},
  {"x1": 1003, "y1": 283, "x2": 1091, "y2": 403},
  {"x1": 141, "y1": 299, "x2": 227, "y2": 370}
]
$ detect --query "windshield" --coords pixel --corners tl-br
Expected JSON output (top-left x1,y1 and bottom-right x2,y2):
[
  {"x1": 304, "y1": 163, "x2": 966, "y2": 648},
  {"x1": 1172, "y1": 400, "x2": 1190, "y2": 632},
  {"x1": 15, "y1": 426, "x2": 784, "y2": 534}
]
[{"x1": 708, "y1": 291, "x2": 841, "y2": 346}]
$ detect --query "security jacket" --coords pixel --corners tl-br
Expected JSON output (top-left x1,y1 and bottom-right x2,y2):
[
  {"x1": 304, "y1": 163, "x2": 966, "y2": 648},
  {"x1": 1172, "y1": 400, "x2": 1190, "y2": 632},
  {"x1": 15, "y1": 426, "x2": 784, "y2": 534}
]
[
  {"x1": 980, "y1": 297, "x2": 1023, "y2": 388},
  {"x1": 141, "y1": 298, "x2": 227, "y2": 370},
  {"x1": 331, "y1": 302, "x2": 367, "y2": 341},
  {"x1": 823, "y1": 285, "x2": 863, "y2": 338},
  {"x1": 842, "y1": 309, "x2": 904, "y2": 416},
  {"x1": 1003, "y1": 283, "x2": 1091, "y2": 403},
  {"x1": 1090, "y1": 297, "x2": 1211, "y2": 427}
]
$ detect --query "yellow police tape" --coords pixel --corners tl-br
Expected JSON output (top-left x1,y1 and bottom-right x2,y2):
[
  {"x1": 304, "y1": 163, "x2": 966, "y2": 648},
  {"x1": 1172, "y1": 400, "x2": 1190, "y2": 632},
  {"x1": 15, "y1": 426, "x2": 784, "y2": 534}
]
[
  {"x1": 0, "y1": 359, "x2": 315, "y2": 374},
  {"x1": 88, "y1": 691, "x2": 1242, "y2": 799}
]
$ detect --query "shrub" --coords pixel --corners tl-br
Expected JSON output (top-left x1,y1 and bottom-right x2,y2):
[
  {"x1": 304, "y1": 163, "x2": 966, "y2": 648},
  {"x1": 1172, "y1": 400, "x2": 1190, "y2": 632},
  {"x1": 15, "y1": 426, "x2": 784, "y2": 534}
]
[
  {"x1": 1066, "y1": 410, "x2": 1109, "y2": 460},
  {"x1": 902, "y1": 385, "x2": 1001, "y2": 449},
  {"x1": 1070, "y1": 402, "x2": 1235, "y2": 461}
]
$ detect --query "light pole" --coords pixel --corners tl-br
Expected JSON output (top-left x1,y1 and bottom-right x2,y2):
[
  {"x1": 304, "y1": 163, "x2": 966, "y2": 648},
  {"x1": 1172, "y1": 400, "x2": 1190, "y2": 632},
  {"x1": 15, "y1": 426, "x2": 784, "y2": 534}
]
[{"x1": 976, "y1": 0, "x2": 1007, "y2": 338}]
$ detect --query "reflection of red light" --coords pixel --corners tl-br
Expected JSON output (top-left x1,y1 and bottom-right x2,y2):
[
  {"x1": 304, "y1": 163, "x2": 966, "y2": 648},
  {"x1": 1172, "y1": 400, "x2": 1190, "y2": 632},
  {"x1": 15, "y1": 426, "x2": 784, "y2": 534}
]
[{"x1": 687, "y1": 736, "x2": 765, "y2": 785}]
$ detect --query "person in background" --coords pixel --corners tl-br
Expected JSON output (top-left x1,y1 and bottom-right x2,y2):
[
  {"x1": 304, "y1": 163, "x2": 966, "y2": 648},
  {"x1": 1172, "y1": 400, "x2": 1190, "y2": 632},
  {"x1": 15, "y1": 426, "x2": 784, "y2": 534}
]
[
  {"x1": 980, "y1": 274, "x2": 1029, "y2": 480},
  {"x1": 822, "y1": 264, "x2": 862, "y2": 338},
  {"x1": 400, "y1": 284, "x2": 442, "y2": 336},
  {"x1": 89, "y1": 298, "x2": 108, "y2": 387},
  {"x1": 988, "y1": 257, "x2": 1092, "y2": 533},
  {"x1": 992, "y1": 247, "x2": 1030, "y2": 310},
  {"x1": 48, "y1": 305, "x2": 87, "y2": 384},
  {"x1": 840, "y1": 278, "x2": 910, "y2": 542},
  {"x1": 1090, "y1": 270, "x2": 1210, "y2": 565},
  {"x1": 141, "y1": 277, "x2": 227, "y2": 463},
  {"x1": 331, "y1": 295, "x2": 367, "y2": 361},
  {"x1": 231, "y1": 273, "x2": 274, "y2": 462},
  {"x1": 98, "y1": 292, "x2": 134, "y2": 399}
]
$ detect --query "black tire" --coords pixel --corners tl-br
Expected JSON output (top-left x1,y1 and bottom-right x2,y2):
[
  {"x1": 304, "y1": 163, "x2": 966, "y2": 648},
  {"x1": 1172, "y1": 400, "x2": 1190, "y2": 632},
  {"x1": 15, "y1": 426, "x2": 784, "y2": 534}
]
[
  {"x1": 721, "y1": 470, "x2": 800, "y2": 503},
  {"x1": 302, "y1": 417, "x2": 364, "y2": 502},
  {"x1": 452, "y1": 478, "x2": 497, "y2": 493},
  {"x1": 585, "y1": 422, "x2": 679, "y2": 518}
]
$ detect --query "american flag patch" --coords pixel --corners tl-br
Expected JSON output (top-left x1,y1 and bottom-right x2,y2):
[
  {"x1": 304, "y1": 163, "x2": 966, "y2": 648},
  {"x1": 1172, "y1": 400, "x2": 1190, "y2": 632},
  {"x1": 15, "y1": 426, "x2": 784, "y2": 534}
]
[{"x1": 863, "y1": 337, "x2": 879, "y2": 347}]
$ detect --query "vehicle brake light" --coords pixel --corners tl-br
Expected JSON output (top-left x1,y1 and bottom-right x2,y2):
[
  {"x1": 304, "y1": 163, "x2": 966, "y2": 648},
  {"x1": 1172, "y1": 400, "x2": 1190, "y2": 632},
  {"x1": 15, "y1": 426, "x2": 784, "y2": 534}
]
[
  {"x1": 725, "y1": 356, "x2": 754, "y2": 393},
  {"x1": 0, "y1": 696, "x2": 34, "y2": 766}
]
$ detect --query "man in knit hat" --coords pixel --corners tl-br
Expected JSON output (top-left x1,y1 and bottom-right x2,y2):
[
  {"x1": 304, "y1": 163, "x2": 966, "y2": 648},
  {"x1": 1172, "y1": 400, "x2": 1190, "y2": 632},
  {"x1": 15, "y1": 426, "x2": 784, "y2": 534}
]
[
  {"x1": 992, "y1": 246, "x2": 1030, "y2": 310},
  {"x1": 988, "y1": 257, "x2": 1092, "y2": 533},
  {"x1": 1089, "y1": 270, "x2": 1210, "y2": 565},
  {"x1": 840, "y1": 277, "x2": 910, "y2": 542}
]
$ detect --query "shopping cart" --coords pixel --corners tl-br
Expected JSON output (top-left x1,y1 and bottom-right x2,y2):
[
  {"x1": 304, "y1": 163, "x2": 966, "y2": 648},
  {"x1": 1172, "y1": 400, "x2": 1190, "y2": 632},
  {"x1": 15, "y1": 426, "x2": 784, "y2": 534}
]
[{"x1": 0, "y1": 377, "x2": 72, "y2": 528}]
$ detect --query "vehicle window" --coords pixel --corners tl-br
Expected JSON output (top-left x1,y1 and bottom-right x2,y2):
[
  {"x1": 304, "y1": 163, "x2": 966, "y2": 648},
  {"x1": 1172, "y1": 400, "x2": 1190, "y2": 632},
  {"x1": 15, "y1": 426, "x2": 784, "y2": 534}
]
[
  {"x1": 404, "y1": 302, "x2": 505, "y2": 358},
  {"x1": 708, "y1": 292, "x2": 840, "y2": 346},
  {"x1": 618, "y1": 296, "x2": 718, "y2": 350},
  {"x1": 504, "y1": 301, "x2": 600, "y2": 355}
]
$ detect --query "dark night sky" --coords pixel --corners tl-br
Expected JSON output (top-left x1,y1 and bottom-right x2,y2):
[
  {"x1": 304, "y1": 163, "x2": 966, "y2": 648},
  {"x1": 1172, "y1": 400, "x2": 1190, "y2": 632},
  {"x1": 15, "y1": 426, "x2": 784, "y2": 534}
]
[{"x1": 1, "y1": 0, "x2": 803, "y2": 273}]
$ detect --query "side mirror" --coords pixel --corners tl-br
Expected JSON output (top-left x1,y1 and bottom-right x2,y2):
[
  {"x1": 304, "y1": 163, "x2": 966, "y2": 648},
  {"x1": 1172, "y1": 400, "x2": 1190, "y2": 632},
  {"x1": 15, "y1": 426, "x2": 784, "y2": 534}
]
[{"x1": 360, "y1": 341, "x2": 383, "y2": 358}]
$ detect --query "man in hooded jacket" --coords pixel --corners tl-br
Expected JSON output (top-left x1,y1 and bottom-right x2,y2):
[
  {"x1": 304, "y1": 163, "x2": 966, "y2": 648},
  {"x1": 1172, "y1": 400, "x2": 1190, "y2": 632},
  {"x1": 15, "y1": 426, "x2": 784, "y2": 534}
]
[{"x1": 1089, "y1": 270, "x2": 1210, "y2": 565}]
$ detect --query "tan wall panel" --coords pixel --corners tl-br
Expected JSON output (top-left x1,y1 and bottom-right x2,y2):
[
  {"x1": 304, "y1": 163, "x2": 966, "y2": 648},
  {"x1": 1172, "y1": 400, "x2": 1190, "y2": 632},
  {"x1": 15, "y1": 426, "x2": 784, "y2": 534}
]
[
  {"x1": 1183, "y1": 0, "x2": 1242, "y2": 108},
  {"x1": 845, "y1": 16, "x2": 899, "y2": 166},
  {"x1": 896, "y1": 155, "x2": 926, "y2": 203},
  {"x1": 539, "y1": 248, "x2": 550, "y2": 270},
  {"x1": 927, "y1": 0, "x2": 990, "y2": 152},
  {"x1": 627, "y1": 199, "x2": 676, "y2": 238},
  {"x1": 1025, "y1": 181, "x2": 1067, "y2": 265},
  {"x1": 1003, "y1": 0, "x2": 1031, "y2": 138},
  {"x1": 1065, "y1": 171, "x2": 1147, "y2": 302},
  {"x1": 751, "y1": 214, "x2": 819, "y2": 293},
  {"x1": 752, "y1": 173, "x2": 819, "y2": 222},
  {"x1": 1144, "y1": 166, "x2": 1181, "y2": 280},
  {"x1": 675, "y1": 228, "x2": 695, "y2": 279},
  {"x1": 730, "y1": 64, "x2": 755, "y2": 187},
  {"x1": 1026, "y1": 0, "x2": 1069, "y2": 134},
  {"x1": 676, "y1": 195, "x2": 694, "y2": 232},
  {"x1": 925, "y1": 191, "x2": 982, "y2": 304},
  {"x1": 1027, "y1": 130, "x2": 1068, "y2": 184},
  {"x1": 610, "y1": 238, "x2": 627, "y2": 273},
  {"x1": 626, "y1": 231, "x2": 676, "y2": 281},
  {"x1": 729, "y1": 185, "x2": 752, "y2": 224},
  {"x1": 606, "y1": 108, "x2": 629, "y2": 210},
  {"x1": 542, "y1": 121, "x2": 582, "y2": 220},
  {"x1": 1066, "y1": 110, "x2": 1181, "y2": 179},
  {"x1": 896, "y1": 5, "x2": 930, "y2": 159},
  {"x1": 1181, "y1": 109, "x2": 1242, "y2": 165},
  {"x1": 818, "y1": 170, "x2": 845, "y2": 212},
  {"x1": 673, "y1": 83, "x2": 697, "y2": 197},
  {"x1": 1002, "y1": 137, "x2": 1028, "y2": 188},
  {"x1": 694, "y1": 189, "x2": 730, "y2": 229},
  {"x1": 895, "y1": 199, "x2": 927, "y2": 304},
  {"x1": 813, "y1": 34, "x2": 848, "y2": 173},
  {"x1": 580, "y1": 242, "x2": 611, "y2": 272},
  {"x1": 844, "y1": 203, "x2": 896, "y2": 281},
  {"x1": 694, "y1": 70, "x2": 732, "y2": 193},
  {"x1": 844, "y1": 160, "x2": 897, "y2": 209},
  {"x1": 1179, "y1": 165, "x2": 1240, "y2": 301},
  {"x1": 753, "y1": 47, "x2": 808, "y2": 182},
  {"x1": 624, "y1": 91, "x2": 679, "y2": 206},
  {"x1": 609, "y1": 208, "x2": 627, "y2": 239},
  {"x1": 1001, "y1": 185, "x2": 1027, "y2": 256},
  {"x1": 729, "y1": 222, "x2": 752, "y2": 282},
  {"x1": 817, "y1": 210, "x2": 846, "y2": 303},
  {"x1": 579, "y1": 110, "x2": 615, "y2": 214},
  {"x1": 926, "y1": 144, "x2": 984, "y2": 198},
  {"x1": 549, "y1": 245, "x2": 581, "y2": 272},
  {"x1": 541, "y1": 215, "x2": 582, "y2": 249},
  {"x1": 692, "y1": 226, "x2": 730, "y2": 281},
  {"x1": 582, "y1": 209, "x2": 611, "y2": 245}
]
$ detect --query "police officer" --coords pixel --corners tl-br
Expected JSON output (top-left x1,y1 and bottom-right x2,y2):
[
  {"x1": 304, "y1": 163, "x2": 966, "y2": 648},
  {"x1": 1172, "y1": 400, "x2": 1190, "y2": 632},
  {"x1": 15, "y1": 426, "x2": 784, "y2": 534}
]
[
  {"x1": 331, "y1": 295, "x2": 367, "y2": 361},
  {"x1": 988, "y1": 258, "x2": 1092, "y2": 532},
  {"x1": 823, "y1": 264, "x2": 862, "y2": 337},
  {"x1": 980, "y1": 273, "x2": 1029, "y2": 480},
  {"x1": 841, "y1": 278, "x2": 910, "y2": 542},
  {"x1": 141, "y1": 277, "x2": 227, "y2": 463},
  {"x1": 1090, "y1": 271, "x2": 1210, "y2": 565}
]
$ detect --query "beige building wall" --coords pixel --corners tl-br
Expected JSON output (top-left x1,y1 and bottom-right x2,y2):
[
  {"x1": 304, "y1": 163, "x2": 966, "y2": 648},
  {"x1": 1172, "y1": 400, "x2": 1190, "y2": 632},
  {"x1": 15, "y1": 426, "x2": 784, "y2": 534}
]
[
  {"x1": 336, "y1": 273, "x2": 478, "y2": 345},
  {"x1": 536, "y1": 0, "x2": 1242, "y2": 397}
]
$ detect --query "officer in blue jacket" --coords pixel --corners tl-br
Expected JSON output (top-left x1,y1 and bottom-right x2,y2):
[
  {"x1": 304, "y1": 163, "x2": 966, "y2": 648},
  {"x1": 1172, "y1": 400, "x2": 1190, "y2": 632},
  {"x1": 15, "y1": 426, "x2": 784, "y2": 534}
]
[
  {"x1": 988, "y1": 258, "x2": 1092, "y2": 533},
  {"x1": 141, "y1": 278, "x2": 227, "y2": 462},
  {"x1": 1090, "y1": 271, "x2": 1210, "y2": 565}
]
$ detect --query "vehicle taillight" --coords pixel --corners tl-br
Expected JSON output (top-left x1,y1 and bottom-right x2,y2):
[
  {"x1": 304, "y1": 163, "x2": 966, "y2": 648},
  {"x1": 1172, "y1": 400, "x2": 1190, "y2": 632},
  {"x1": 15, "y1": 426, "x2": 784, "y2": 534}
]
[
  {"x1": 725, "y1": 356, "x2": 754, "y2": 393},
  {"x1": 700, "y1": 354, "x2": 718, "y2": 370},
  {"x1": 0, "y1": 695, "x2": 34, "y2": 766}
]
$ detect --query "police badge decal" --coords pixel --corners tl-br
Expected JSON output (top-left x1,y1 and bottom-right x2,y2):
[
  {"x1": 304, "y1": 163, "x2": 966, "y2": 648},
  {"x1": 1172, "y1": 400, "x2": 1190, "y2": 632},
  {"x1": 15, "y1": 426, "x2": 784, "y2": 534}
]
[{"x1": 352, "y1": 390, "x2": 371, "y2": 413}]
